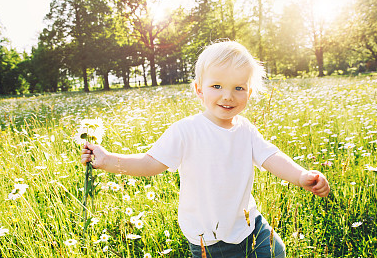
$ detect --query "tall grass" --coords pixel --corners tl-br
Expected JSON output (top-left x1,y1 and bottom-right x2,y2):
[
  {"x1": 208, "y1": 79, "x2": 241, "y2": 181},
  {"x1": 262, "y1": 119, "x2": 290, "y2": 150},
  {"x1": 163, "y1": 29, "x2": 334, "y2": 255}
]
[{"x1": 0, "y1": 77, "x2": 376, "y2": 257}]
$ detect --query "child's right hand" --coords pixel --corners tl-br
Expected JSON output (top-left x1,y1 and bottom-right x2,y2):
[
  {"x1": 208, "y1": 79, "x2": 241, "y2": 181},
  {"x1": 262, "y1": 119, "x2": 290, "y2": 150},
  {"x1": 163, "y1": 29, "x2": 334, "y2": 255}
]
[{"x1": 81, "y1": 142, "x2": 109, "y2": 169}]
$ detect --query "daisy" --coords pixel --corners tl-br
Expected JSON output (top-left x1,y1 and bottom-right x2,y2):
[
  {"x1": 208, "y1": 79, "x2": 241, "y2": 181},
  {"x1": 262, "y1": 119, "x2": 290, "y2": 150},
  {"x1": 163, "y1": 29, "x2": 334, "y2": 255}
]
[
  {"x1": 143, "y1": 253, "x2": 152, "y2": 258},
  {"x1": 146, "y1": 191, "x2": 155, "y2": 200},
  {"x1": 126, "y1": 234, "x2": 142, "y2": 240},
  {"x1": 123, "y1": 194, "x2": 131, "y2": 201},
  {"x1": 125, "y1": 208, "x2": 133, "y2": 216},
  {"x1": 8, "y1": 183, "x2": 29, "y2": 200},
  {"x1": 164, "y1": 230, "x2": 170, "y2": 238},
  {"x1": 0, "y1": 227, "x2": 9, "y2": 236},
  {"x1": 99, "y1": 234, "x2": 110, "y2": 242},
  {"x1": 159, "y1": 249, "x2": 173, "y2": 255},
  {"x1": 135, "y1": 220, "x2": 144, "y2": 229},
  {"x1": 281, "y1": 180, "x2": 289, "y2": 186},
  {"x1": 64, "y1": 239, "x2": 78, "y2": 246},
  {"x1": 351, "y1": 221, "x2": 362, "y2": 228}
]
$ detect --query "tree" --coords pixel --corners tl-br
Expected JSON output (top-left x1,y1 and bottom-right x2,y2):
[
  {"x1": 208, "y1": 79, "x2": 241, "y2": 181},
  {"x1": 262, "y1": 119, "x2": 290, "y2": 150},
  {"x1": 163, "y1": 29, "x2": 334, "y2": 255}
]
[
  {"x1": 44, "y1": 0, "x2": 111, "y2": 92},
  {"x1": 0, "y1": 37, "x2": 24, "y2": 95}
]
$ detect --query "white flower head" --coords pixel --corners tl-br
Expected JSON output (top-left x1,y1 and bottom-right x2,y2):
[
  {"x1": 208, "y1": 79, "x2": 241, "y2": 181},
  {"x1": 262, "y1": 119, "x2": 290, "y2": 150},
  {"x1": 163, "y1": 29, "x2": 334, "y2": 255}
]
[
  {"x1": 351, "y1": 221, "x2": 362, "y2": 228},
  {"x1": 146, "y1": 191, "x2": 155, "y2": 200},
  {"x1": 0, "y1": 227, "x2": 9, "y2": 236},
  {"x1": 99, "y1": 234, "x2": 110, "y2": 242},
  {"x1": 143, "y1": 253, "x2": 152, "y2": 258},
  {"x1": 74, "y1": 118, "x2": 105, "y2": 144},
  {"x1": 125, "y1": 208, "x2": 133, "y2": 216},
  {"x1": 123, "y1": 194, "x2": 131, "y2": 201},
  {"x1": 64, "y1": 239, "x2": 78, "y2": 246},
  {"x1": 8, "y1": 183, "x2": 29, "y2": 200},
  {"x1": 135, "y1": 220, "x2": 144, "y2": 229},
  {"x1": 126, "y1": 234, "x2": 141, "y2": 240},
  {"x1": 159, "y1": 249, "x2": 173, "y2": 255},
  {"x1": 164, "y1": 230, "x2": 170, "y2": 238}
]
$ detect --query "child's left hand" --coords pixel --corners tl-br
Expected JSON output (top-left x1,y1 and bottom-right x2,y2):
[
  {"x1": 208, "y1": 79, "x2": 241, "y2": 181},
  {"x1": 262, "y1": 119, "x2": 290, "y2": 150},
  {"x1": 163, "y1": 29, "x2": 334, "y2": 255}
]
[{"x1": 299, "y1": 170, "x2": 330, "y2": 197}]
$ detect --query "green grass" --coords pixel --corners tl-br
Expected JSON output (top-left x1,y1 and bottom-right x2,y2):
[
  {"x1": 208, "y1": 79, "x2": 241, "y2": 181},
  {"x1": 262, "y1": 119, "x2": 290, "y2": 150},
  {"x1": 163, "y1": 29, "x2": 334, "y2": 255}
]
[{"x1": 0, "y1": 77, "x2": 376, "y2": 257}]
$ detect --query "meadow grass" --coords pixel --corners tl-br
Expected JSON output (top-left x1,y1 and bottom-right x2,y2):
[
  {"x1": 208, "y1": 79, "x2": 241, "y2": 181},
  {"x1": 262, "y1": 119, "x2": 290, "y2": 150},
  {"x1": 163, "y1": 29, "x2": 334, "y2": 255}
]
[{"x1": 0, "y1": 77, "x2": 376, "y2": 257}]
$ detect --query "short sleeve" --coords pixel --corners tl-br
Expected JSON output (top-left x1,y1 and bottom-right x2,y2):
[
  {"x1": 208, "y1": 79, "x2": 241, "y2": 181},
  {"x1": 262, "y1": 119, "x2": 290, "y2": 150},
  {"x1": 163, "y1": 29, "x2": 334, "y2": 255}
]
[
  {"x1": 250, "y1": 126, "x2": 279, "y2": 168},
  {"x1": 146, "y1": 122, "x2": 184, "y2": 172}
]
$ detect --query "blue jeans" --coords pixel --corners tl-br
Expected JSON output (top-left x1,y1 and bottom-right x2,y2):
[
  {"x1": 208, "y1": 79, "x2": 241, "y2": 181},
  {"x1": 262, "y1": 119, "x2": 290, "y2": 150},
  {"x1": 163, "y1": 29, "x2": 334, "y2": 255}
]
[{"x1": 188, "y1": 212, "x2": 286, "y2": 258}]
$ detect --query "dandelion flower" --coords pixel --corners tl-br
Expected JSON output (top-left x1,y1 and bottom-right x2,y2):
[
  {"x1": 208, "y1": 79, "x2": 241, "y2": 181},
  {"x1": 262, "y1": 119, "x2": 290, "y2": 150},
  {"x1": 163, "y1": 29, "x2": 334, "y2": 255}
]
[
  {"x1": 351, "y1": 222, "x2": 362, "y2": 228},
  {"x1": 146, "y1": 191, "x2": 155, "y2": 200},
  {"x1": 0, "y1": 227, "x2": 9, "y2": 236},
  {"x1": 64, "y1": 239, "x2": 78, "y2": 246}
]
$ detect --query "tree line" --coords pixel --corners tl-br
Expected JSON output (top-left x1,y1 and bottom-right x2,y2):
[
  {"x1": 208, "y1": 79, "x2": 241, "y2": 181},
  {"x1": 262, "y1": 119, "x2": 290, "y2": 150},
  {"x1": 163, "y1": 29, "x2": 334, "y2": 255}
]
[{"x1": 0, "y1": 0, "x2": 376, "y2": 95}]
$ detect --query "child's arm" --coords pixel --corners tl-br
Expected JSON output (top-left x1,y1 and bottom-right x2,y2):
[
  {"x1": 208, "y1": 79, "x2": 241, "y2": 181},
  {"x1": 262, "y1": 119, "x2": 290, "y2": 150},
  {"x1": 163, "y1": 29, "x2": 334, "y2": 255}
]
[
  {"x1": 262, "y1": 151, "x2": 330, "y2": 197},
  {"x1": 81, "y1": 142, "x2": 168, "y2": 177}
]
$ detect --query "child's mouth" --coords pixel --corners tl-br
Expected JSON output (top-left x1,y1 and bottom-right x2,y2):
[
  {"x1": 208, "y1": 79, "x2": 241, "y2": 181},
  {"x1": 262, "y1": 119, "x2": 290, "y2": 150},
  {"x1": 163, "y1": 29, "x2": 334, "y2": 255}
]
[{"x1": 218, "y1": 105, "x2": 234, "y2": 110}]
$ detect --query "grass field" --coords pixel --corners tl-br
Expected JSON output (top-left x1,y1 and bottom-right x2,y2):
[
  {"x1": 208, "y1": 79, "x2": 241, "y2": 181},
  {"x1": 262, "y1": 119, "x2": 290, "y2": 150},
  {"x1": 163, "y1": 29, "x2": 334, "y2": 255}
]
[{"x1": 0, "y1": 77, "x2": 376, "y2": 257}]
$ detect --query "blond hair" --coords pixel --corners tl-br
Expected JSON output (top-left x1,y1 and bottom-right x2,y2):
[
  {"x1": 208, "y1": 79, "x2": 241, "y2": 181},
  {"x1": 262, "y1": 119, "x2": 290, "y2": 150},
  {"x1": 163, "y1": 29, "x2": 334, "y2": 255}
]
[{"x1": 193, "y1": 40, "x2": 266, "y2": 96}]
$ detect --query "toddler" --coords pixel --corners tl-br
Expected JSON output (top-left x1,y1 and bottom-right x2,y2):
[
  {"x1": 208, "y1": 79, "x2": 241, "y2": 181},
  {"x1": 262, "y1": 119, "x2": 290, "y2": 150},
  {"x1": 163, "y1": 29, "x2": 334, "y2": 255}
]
[{"x1": 81, "y1": 41, "x2": 330, "y2": 258}]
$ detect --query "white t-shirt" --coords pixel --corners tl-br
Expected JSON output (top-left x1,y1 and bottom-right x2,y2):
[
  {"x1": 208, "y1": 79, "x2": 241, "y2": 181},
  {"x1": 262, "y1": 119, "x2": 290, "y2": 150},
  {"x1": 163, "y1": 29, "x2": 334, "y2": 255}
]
[{"x1": 147, "y1": 113, "x2": 279, "y2": 246}]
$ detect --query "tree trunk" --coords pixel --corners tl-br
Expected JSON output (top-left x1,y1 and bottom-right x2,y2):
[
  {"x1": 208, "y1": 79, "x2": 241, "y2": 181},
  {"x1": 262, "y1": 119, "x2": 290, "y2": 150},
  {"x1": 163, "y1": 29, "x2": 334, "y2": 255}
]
[
  {"x1": 103, "y1": 72, "x2": 110, "y2": 90},
  {"x1": 149, "y1": 53, "x2": 158, "y2": 86},
  {"x1": 315, "y1": 47, "x2": 324, "y2": 77},
  {"x1": 142, "y1": 62, "x2": 148, "y2": 86},
  {"x1": 83, "y1": 66, "x2": 89, "y2": 92},
  {"x1": 122, "y1": 68, "x2": 130, "y2": 89}
]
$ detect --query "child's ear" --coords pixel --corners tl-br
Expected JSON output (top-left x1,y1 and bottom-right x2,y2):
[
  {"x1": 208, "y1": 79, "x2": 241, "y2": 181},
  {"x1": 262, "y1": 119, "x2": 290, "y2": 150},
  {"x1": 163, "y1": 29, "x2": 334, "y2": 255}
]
[
  {"x1": 195, "y1": 83, "x2": 204, "y2": 99},
  {"x1": 248, "y1": 88, "x2": 253, "y2": 99}
]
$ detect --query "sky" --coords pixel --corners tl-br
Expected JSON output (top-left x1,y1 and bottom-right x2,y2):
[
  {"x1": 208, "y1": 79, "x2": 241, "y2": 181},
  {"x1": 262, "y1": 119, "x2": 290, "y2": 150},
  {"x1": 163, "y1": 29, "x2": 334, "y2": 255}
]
[{"x1": 0, "y1": 0, "x2": 51, "y2": 53}]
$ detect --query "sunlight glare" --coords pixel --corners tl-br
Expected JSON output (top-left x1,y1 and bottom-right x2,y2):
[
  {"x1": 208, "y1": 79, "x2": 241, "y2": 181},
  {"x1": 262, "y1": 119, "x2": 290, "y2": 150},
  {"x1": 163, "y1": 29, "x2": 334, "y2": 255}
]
[{"x1": 312, "y1": 0, "x2": 351, "y2": 22}]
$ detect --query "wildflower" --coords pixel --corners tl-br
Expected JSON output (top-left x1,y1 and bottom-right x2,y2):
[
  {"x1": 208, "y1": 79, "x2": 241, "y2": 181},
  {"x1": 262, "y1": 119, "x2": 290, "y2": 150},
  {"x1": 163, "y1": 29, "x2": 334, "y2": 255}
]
[
  {"x1": 99, "y1": 234, "x2": 110, "y2": 242},
  {"x1": 321, "y1": 161, "x2": 333, "y2": 167},
  {"x1": 0, "y1": 227, "x2": 9, "y2": 236},
  {"x1": 125, "y1": 208, "x2": 133, "y2": 216},
  {"x1": 108, "y1": 182, "x2": 121, "y2": 191},
  {"x1": 126, "y1": 234, "x2": 142, "y2": 240},
  {"x1": 74, "y1": 118, "x2": 105, "y2": 145},
  {"x1": 344, "y1": 143, "x2": 356, "y2": 149},
  {"x1": 144, "y1": 253, "x2": 152, "y2": 258},
  {"x1": 90, "y1": 218, "x2": 100, "y2": 226},
  {"x1": 281, "y1": 180, "x2": 289, "y2": 186},
  {"x1": 350, "y1": 182, "x2": 356, "y2": 185},
  {"x1": 159, "y1": 249, "x2": 173, "y2": 255},
  {"x1": 270, "y1": 136, "x2": 277, "y2": 141},
  {"x1": 365, "y1": 165, "x2": 377, "y2": 171},
  {"x1": 64, "y1": 239, "x2": 78, "y2": 246},
  {"x1": 8, "y1": 183, "x2": 29, "y2": 200},
  {"x1": 351, "y1": 222, "x2": 362, "y2": 228},
  {"x1": 135, "y1": 220, "x2": 144, "y2": 229},
  {"x1": 123, "y1": 194, "x2": 130, "y2": 201},
  {"x1": 164, "y1": 230, "x2": 170, "y2": 238},
  {"x1": 146, "y1": 191, "x2": 155, "y2": 200},
  {"x1": 128, "y1": 179, "x2": 137, "y2": 186},
  {"x1": 103, "y1": 246, "x2": 109, "y2": 252}
]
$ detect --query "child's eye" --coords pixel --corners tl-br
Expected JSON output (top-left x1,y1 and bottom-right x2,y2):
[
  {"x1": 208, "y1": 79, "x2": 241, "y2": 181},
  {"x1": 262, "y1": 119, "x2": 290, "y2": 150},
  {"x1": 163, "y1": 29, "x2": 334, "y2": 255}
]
[
  {"x1": 212, "y1": 85, "x2": 221, "y2": 89},
  {"x1": 235, "y1": 86, "x2": 244, "y2": 91}
]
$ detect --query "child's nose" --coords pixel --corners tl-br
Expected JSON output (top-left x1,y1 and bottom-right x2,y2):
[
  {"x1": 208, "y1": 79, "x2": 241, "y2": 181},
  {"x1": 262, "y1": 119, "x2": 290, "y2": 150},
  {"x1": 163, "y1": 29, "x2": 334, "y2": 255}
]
[{"x1": 222, "y1": 89, "x2": 233, "y2": 100}]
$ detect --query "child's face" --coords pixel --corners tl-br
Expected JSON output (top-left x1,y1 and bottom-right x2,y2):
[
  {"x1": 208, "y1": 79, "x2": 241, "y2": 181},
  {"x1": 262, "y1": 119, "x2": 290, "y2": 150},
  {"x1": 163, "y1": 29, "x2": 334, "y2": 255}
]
[{"x1": 195, "y1": 64, "x2": 252, "y2": 129}]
